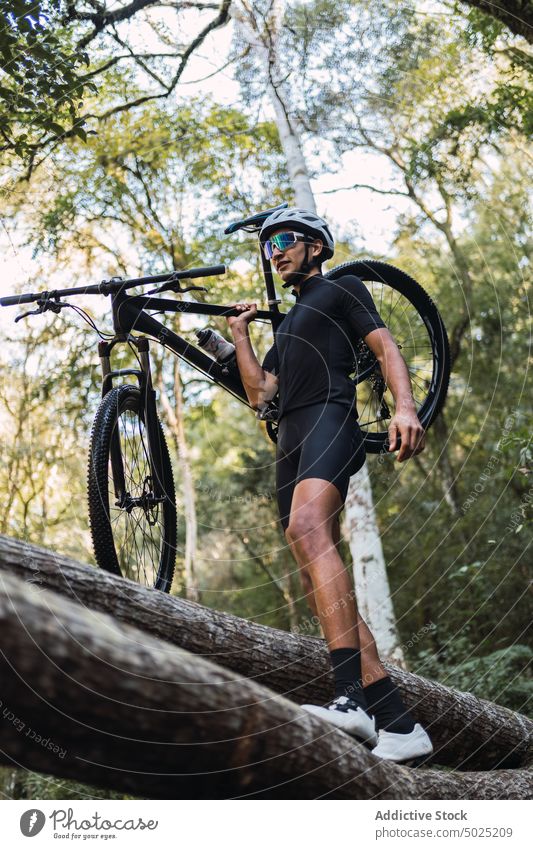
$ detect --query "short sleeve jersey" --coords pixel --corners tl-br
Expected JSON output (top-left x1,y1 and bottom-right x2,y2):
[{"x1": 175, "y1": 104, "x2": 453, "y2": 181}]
[{"x1": 262, "y1": 273, "x2": 386, "y2": 419}]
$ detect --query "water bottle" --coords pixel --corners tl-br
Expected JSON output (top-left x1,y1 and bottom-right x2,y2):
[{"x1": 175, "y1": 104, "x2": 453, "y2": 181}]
[{"x1": 196, "y1": 328, "x2": 238, "y2": 373}]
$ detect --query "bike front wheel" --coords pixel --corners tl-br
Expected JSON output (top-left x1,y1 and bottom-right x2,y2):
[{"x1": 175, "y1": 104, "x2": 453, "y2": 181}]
[{"x1": 87, "y1": 384, "x2": 177, "y2": 591}]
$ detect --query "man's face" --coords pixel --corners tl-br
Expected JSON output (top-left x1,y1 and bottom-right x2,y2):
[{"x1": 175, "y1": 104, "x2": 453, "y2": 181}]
[{"x1": 268, "y1": 229, "x2": 322, "y2": 284}]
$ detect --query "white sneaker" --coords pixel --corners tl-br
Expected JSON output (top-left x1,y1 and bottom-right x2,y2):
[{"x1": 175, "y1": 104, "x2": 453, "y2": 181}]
[
  {"x1": 372, "y1": 723, "x2": 433, "y2": 763},
  {"x1": 301, "y1": 696, "x2": 378, "y2": 746}
]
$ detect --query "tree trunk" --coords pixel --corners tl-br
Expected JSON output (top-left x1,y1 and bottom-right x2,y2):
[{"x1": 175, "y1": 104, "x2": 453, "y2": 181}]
[
  {"x1": 231, "y1": 0, "x2": 404, "y2": 661},
  {"x1": 157, "y1": 360, "x2": 200, "y2": 601},
  {"x1": 0, "y1": 569, "x2": 531, "y2": 799},
  {"x1": 431, "y1": 412, "x2": 463, "y2": 515},
  {"x1": 231, "y1": 1, "x2": 316, "y2": 210},
  {"x1": 1, "y1": 535, "x2": 530, "y2": 773}
]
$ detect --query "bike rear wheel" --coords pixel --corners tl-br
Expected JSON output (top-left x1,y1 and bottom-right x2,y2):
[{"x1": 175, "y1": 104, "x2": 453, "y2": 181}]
[
  {"x1": 325, "y1": 260, "x2": 451, "y2": 453},
  {"x1": 87, "y1": 384, "x2": 177, "y2": 591}
]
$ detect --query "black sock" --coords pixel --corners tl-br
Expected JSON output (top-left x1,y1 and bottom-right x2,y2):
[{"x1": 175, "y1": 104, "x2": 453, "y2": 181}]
[
  {"x1": 329, "y1": 648, "x2": 367, "y2": 708},
  {"x1": 364, "y1": 676, "x2": 415, "y2": 733}
]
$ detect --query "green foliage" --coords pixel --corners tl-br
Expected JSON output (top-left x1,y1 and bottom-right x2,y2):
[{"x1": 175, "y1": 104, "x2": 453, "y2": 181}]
[
  {"x1": 0, "y1": 320, "x2": 99, "y2": 553},
  {"x1": 0, "y1": 0, "x2": 93, "y2": 161},
  {"x1": 454, "y1": 645, "x2": 532, "y2": 712},
  {"x1": 414, "y1": 644, "x2": 532, "y2": 714},
  {"x1": 298, "y1": 1, "x2": 531, "y2": 195},
  {"x1": 422, "y1": 2, "x2": 533, "y2": 155},
  {"x1": 457, "y1": 1, "x2": 520, "y2": 52},
  {"x1": 0, "y1": 767, "x2": 137, "y2": 799},
  {"x1": 372, "y1": 152, "x2": 532, "y2": 687},
  {"x1": 22, "y1": 771, "x2": 134, "y2": 799},
  {"x1": 5, "y1": 96, "x2": 288, "y2": 267}
]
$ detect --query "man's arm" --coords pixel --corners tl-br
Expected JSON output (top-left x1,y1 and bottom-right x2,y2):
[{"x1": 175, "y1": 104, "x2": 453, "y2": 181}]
[
  {"x1": 226, "y1": 303, "x2": 279, "y2": 411},
  {"x1": 363, "y1": 327, "x2": 426, "y2": 462}
]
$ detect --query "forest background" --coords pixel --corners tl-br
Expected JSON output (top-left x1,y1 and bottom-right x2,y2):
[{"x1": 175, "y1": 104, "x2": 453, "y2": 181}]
[{"x1": 0, "y1": 0, "x2": 531, "y2": 799}]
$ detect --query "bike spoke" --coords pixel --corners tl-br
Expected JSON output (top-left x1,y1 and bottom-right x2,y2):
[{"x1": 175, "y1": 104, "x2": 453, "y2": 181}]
[
  {"x1": 105, "y1": 406, "x2": 164, "y2": 587},
  {"x1": 353, "y1": 277, "x2": 437, "y2": 435}
]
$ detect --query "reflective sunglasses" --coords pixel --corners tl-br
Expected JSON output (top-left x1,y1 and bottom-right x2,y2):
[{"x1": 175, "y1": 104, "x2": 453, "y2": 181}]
[{"x1": 263, "y1": 231, "x2": 307, "y2": 260}]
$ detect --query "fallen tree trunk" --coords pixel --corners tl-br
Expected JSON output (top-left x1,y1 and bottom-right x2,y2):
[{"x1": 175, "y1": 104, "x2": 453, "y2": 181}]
[
  {"x1": 0, "y1": 534, "x2": 531, "y2": 772},
  {"x1": 0, "y1": 571, "x2": 531, "y2": 799}
]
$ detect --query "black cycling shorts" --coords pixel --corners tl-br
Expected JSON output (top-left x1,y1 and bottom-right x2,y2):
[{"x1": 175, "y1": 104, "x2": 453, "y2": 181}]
[{"x1": 275, "y1": 402, "x2": 366, "y2": 532}]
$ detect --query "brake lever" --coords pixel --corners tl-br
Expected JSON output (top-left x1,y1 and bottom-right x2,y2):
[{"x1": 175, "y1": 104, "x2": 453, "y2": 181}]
[
  {"x1": 15, "y1": 307, "x2": 44, "y2": 323},
  {"x1": 14, "y1": 298, "x2": 68, "y2": 323},
  {"x1": 147, "y1": 279, "x2": 209, "y2": 296}
]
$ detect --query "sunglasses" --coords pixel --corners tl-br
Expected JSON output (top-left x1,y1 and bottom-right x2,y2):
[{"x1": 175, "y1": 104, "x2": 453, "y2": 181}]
[{"x1": 263, "y1": 231, "x2": 307, "y2": 260}]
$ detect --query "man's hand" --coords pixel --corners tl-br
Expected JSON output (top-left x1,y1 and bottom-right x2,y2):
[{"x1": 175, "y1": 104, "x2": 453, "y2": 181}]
[
  {"x1": 388, "y1": 406, "x2": 426, "y2": 462},
  {"x1": 226, "y1": 302, "x2": 257, "y2": 330}
]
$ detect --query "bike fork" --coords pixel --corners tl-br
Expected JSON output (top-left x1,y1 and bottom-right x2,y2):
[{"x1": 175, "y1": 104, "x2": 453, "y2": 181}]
[{"x1": 136, "y1": 338, "x2": 167, "y2": 503}]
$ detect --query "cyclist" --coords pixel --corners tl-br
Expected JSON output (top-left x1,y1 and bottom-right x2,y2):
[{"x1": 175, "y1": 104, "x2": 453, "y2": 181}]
[{"x1": 226, "y1": 207, "x2": 433, "y2": 763}]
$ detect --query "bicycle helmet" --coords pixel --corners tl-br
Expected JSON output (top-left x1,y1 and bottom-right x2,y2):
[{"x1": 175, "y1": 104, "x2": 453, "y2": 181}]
[{"x1": 259, "y1": 207, "x2": 335, "y2": 262}]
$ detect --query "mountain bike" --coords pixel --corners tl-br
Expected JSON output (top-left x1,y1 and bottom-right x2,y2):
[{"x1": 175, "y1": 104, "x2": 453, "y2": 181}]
[{"x1": 1, "y1": 202, "x2": 450, "y2": 592}]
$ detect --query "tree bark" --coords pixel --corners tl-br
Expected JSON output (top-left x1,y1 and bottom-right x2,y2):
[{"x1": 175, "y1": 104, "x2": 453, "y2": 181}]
[
  {"x1": 0, "y1": 570, "x2": 531, "y2": 800},
  {"x1": 1, "y1": 535, "x2": 531, "y2": 773}
]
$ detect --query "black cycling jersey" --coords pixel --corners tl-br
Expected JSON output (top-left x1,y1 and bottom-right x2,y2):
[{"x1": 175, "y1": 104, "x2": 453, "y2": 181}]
[{"x1": 262, "y1": 273, "x2": 386, "y2": 419}]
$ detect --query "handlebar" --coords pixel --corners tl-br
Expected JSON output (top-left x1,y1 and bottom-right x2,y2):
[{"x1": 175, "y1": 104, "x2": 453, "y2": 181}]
[
  {"x1": 124, "y1": 264, "x2": 227, "y2": 287},
  {"x1": 0, "y1": 293, "x2": 39, "y2": 306},
  {"x1": 0, "y1": 264, "x2": 227, "y2": 307},
  {"x1": 181, "y1": 264, "x2": 226, "y2": 279}
]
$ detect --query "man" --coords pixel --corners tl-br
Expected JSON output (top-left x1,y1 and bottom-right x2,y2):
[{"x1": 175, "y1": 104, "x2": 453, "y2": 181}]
[{"x1": 226, "y1": 207, "x2": 433, "y2": 762}]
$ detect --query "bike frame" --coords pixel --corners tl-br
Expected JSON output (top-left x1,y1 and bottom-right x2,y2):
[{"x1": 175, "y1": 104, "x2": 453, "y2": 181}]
[
  {"x1": 104, "y1": 256, "x2": 284, "y2": 391},
  {"x1": 97, "y1": 262, "x2": 285, "y2": 502}
]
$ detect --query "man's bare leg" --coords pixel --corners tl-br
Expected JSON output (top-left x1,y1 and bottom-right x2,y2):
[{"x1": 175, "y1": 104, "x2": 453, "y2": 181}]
[
  {"x1": 285, "y1": 488, "x2": 387, "y2": 683},
  {"x1": 330, "y1": 512, "x2": 430, "y2": 757},
  {"x1": 285, "y1": 478, "x2": 359, "y2": 650},
  {"x1": 283, "y1": 477, "x2": 378, "y2": 742},
  {"x1": 330, "y1": 513, "x2": 387, "y2": 687},
  {"x1": 284, "y1": 477, "x2": 431, "y2": 757}
]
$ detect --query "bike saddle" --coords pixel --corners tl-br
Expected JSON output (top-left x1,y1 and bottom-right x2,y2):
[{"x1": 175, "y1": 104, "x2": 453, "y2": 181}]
[{"x1": 224, "y1": 202, "x2": 288, "y2": 234}]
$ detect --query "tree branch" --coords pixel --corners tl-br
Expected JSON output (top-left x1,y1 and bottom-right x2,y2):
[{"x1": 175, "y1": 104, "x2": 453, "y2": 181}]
[
  {"x1": 74, "y1": 0, "x2": 165, "y2": 50},
  {"x1": 318, "y1": 183, "x2": 410, "y2": 197},
  {"x1": 96, "y1": 0, "x2": 232, "y2": 120},
  {"x1": 458, "y1": 1, "x2": 533, "y2": 43}
]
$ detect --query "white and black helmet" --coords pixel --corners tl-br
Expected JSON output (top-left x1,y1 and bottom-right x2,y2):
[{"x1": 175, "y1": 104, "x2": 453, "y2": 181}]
[{"x1": 259, "y1": 207, "x2": 335, "y2": 261}]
